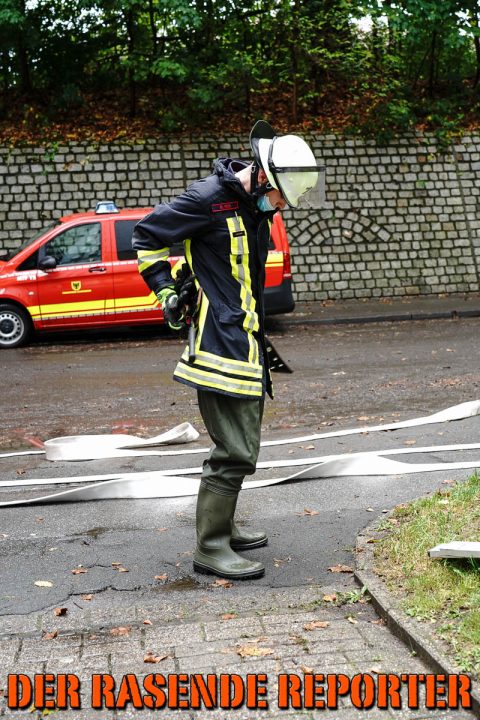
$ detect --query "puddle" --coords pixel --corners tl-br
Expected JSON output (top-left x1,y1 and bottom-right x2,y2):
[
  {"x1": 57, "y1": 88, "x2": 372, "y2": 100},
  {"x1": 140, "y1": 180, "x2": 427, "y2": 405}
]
[
  {"x1": 162, "y1": 577, "x2": 201, "y2": 592},
  {"x1": 80, "y1": 527, "x2": 109, "y2": 539}
]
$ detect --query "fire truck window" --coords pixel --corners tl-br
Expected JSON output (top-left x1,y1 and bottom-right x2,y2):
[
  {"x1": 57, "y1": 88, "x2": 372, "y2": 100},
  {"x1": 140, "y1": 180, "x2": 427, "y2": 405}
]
[
  {"x1": 43, "y1": 223, "x2": 101, "y2": 265},
  {"x1": 115, "y1": 220, "x2": 137, "y2": 261},
  {"x1": 115, "y1": 220, "x2": 184, "y2": 261},
  {"x1": 17, "y1": 250, "x2": 38, "y2": 271}
]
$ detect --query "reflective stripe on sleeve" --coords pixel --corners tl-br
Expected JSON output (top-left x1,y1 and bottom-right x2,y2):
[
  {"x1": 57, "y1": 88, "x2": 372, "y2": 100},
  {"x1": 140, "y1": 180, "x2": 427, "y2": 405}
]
[{"x1": 137, "y1": 248, "x2": 170, "y2": 274}]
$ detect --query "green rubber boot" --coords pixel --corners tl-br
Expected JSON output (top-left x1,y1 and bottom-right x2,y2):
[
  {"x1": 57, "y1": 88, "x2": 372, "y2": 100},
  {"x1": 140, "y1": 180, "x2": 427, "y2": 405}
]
[
  {"x1": 231, "y1": 522, "x2": 268, "y2": 550},
  {"x1": 193, "y1": 484, "x2": 265, "y2": 580},
  {"x1": 230, "y1": 496, "x2": 268, "y2": 550}
]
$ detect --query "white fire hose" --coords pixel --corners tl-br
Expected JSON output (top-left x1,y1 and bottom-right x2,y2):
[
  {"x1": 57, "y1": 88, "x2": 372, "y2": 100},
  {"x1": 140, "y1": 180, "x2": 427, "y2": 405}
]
[{"x1": 0, "y1": 401, "x2": 479, "y2": 506}]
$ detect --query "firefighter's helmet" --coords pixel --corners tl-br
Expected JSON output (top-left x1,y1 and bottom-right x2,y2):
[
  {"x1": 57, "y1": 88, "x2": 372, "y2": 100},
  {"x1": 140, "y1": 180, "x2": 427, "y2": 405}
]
[{"x1": 249, "y1": 120, "x2": 325, "y2": 209}]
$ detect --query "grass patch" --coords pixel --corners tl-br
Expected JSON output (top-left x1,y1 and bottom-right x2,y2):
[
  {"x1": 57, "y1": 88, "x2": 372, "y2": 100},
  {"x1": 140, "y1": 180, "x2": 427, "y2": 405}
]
[{"x1": 374, "y1": 473, "x2": 480, "y2": 679}]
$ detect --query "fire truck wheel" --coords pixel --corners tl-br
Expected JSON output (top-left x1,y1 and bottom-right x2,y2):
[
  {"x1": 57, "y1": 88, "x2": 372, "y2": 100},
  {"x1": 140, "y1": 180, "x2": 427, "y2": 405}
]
[{"x1": 0, "y1": 304, "x2": 32, "y2": 348}]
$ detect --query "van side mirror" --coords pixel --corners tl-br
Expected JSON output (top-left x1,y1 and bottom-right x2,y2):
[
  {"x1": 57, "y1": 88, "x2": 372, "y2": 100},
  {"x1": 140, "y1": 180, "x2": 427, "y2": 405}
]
[{"x1": 38, "y1": 255, "x2": 57, "y2": 271}]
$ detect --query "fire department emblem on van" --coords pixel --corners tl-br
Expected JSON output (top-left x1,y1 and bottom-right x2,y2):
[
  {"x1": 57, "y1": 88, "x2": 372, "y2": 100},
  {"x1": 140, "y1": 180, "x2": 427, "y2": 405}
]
[{"x1": 62, "y1": 281, "x2": 91, "y2": 295}]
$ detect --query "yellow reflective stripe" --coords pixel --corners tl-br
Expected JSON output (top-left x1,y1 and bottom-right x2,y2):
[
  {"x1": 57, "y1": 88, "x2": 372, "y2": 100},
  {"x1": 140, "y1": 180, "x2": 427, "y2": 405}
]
[
  {"x1": 184, "y1": 239, "x2": 193, "y2": 270},
  {"x1": 28, "y1": 300, "x2": 105, "y2": 316},
  {"x1": 114, "y1": 293, "x2": 158, "y2": 310},
  {"x1": 194, "y1": 283, "x2": 208, "y2": 354},
  {"x1": 180, "y1": 347, "x2": 262, "y2": 379},
  {"x1": 196, "y1": 348, "x2": 261, "y2": 374},
  {"x1": 137, "y1": 248, "x2": 170, "y2": 273},
  {"x1": 226, "y1": 216, "x2": 257, "y2": 329},
  {"x1": 28, "y1": 293, "x2": 160, "y2": 320},
  {"x1": 174, "y1": 362, "x2": 263, "y2": 397},
  {"x1": 266, "y1": 251, "x2": 283, "y2": 267},
  {"x1": 226, "y1": 216, "x2": 259, "y2": 367}
]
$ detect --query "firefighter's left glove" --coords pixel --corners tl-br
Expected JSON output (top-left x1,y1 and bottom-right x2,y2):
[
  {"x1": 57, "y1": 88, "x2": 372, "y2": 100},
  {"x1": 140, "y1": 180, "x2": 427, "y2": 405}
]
[{"x1": 157, "y1": 287, "x2": 184, "y2": 331}]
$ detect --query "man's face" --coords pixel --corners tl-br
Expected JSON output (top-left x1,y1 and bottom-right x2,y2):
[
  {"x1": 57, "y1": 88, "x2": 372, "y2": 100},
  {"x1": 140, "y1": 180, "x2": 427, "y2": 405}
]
[{"x1": 258, "y1": 169, "x2": 286, "y2": 211}]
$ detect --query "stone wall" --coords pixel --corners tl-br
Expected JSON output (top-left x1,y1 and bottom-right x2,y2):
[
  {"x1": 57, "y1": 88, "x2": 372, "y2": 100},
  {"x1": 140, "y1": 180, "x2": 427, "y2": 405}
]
[{"x1": 0, "y1": 133, "x2": 479, "y2": 302}]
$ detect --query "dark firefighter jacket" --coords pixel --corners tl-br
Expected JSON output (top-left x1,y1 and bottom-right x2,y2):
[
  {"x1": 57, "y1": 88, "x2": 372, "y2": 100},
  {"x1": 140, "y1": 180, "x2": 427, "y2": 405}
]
[{"x1": 132, "y1": 158, "x2": 274, "y2": 400}]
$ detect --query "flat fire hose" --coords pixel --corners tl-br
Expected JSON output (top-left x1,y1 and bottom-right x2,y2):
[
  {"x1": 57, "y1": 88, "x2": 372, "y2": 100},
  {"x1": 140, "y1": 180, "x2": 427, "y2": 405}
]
[
  {"x1": 0, "y1": 400, "x2": 479, "y2": 506},
  {"x1": 1, "y1": 399, "x2": 478, "y2": 462}
]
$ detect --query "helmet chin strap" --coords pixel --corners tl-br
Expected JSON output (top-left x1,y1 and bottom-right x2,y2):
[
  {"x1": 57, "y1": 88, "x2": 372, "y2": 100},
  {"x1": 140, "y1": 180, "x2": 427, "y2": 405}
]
[{"x1": 251, "y1": 163, "x2": 273, "y2": 199}]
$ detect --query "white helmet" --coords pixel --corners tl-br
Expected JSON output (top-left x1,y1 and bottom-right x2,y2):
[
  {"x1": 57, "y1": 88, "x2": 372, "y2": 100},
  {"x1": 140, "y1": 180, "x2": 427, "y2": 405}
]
[{"x1": 249, "y1": 120, "x2": 325, "y2": 209}]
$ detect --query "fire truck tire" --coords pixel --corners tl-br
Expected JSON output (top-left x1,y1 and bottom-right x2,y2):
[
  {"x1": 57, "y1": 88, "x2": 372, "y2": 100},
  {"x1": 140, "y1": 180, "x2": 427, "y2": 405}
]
[{"x1": 0, "y1": 303, "x2": 32, "y2": 348}]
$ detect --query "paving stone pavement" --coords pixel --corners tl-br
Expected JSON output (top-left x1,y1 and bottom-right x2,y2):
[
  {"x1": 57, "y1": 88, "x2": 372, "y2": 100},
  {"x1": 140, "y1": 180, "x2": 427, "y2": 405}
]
[{"x1": 0, "y1": 584, "x2": 476, "y2": 720}]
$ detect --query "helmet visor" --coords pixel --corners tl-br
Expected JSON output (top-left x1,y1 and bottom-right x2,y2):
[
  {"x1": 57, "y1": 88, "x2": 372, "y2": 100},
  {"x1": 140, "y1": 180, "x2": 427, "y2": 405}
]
[
  {"x1": 267, "y1": 141, "x2": 325, "y2": 209},
  {"x1": 276, "y1": 167, "x2": 326, "y2": 209}
]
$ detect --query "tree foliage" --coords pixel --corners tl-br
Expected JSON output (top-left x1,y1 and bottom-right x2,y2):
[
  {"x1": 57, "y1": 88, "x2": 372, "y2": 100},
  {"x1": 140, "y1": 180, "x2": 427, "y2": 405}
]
[{"x1": 0, "y1": 0, "x2": 478, "y2": 144}]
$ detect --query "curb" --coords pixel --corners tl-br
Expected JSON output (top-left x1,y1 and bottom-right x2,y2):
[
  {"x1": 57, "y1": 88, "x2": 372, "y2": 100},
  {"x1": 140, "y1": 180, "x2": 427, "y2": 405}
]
[
  {"x1": 354, "y1": 522, "x2": 480, "y2": 717},
  {"x1": 274, "y1": 307, "x2": 480, "y2": 328}
]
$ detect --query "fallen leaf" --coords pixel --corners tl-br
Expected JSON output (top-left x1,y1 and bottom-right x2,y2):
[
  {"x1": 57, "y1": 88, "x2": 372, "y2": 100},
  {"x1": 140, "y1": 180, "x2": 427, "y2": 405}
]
[
  {"x1": 144, "y1": 651, "x2": 168, "y2": 664},
  {"x1": 322, "y1": 594, "x2": 337, "y2": 603},
  {"x1": 42, "y1": 630, "x2": 58, "y2": 640},
  {"x1": 212, "y1": 578, "x2": 233, "y2": 588},
  {"x1": 116, "y1": 567, "x2": 129, "y2": 573},
  {"x1": 304, "y1": 620, "x2": 330, "y2": 631},
  {"x1": 81, "y1": 594, "x2": 93, "y2": 602},
  {"x1": 237, "y1": 645, "x2": 274, "y2": 658},
  {"x1": 221, "y1": 613, "x2": 237, "y2": 620},
  {"x1": 295, "y1": 508, "x2": 319, "y2": 516},
  {"x1": 71, "y1": 567, "x2": 87, "y2": 575},
  {"x1": 305, "y1": 445, "x2": 315, "y2": 450},
  {"x1": 328, "y1": 564, "x2": 353, "y2": 574},
  {"x1": 16, "y1": 468, "x2": 26, "y2": 475},
  {"x1": 154, "y1": 574, "x2": 168, "y2": 582},
  {"x1": 404, "y1": 439, "x2": 417, "y2": 446},
  {"x1": 143, "y1": 619, "x2": 153, "y2": 626},
  {"x1": 273, "y1": 556, "x2": 291, "y2": 567},
  {"x1": 54, "y1": 607, "x2": 68, "y2": 617},
  {"x1": 366, "y1": 508, "x2": 375, "y2": 512},
  {"x1": 300, "y1": 665, "x2": 314, "y2": 674},
  {"x1": 156, "y1": 527, "x2": 168, "y2": 532},
  {"x1": 347, "y1": 616, "x2": 358, "y2": 625},
  {"x1": 370, "y1": 666, "x2": 381, "y2": 674},
  {"x1": 34, "y1": 580, "x2": 53, "y2": 588},
  {"x1": 110, "y1": 626, "x2": 131, "y2": 637}
]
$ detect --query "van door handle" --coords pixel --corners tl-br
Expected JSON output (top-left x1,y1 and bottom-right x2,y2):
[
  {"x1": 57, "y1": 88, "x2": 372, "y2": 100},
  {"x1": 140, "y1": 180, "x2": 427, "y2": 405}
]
[{"x1": 89, "y1": 266, "x2": 107, "y2": 273}]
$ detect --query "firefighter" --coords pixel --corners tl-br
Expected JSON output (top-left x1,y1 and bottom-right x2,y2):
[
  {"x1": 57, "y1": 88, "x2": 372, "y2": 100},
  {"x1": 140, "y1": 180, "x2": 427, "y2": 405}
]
[{"x1": 132, "y1": 120, "x2": 324, "y2": 580}]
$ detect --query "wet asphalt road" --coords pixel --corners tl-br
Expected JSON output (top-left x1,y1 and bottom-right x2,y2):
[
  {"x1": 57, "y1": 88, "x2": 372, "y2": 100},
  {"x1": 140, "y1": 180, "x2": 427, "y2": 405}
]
[{"x1": 0, "y1": 317, "x2": 479, "y2": 616}]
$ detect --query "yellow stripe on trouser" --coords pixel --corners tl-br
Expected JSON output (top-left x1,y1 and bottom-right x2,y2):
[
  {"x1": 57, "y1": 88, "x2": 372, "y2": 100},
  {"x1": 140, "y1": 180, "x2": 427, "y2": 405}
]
[{"x1": 226, "y1": 216, "x2": 259, "y2": 366}]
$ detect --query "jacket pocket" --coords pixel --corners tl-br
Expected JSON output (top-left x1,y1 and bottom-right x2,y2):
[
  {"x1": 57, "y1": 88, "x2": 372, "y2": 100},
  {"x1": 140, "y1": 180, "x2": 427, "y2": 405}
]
[{"x1": 217, "y1": 303, "x2": 245, "y2": 326}]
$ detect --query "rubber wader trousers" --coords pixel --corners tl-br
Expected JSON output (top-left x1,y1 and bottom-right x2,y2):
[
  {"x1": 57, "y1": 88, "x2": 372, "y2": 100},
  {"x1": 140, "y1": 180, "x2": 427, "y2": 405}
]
[{"x1": 193, "y1": 389, "x2": 267, "y2": 579}]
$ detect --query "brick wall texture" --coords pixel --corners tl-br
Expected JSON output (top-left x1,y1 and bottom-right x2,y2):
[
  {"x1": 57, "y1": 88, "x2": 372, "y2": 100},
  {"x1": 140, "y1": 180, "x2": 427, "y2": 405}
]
[{"x1": 1, "y1": 133, "x2": 479, "y2": 302}]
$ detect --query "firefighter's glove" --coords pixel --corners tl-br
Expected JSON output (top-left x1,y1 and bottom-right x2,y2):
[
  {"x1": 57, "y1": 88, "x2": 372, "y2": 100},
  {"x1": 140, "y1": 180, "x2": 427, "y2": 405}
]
[
  {"x1": 177, "y1": 275, "x2": 197, "y2": 311},
  {"x1": 157, "y1": 287, "x2": 184, "y2": 331}
]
